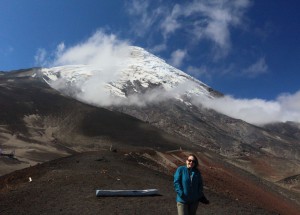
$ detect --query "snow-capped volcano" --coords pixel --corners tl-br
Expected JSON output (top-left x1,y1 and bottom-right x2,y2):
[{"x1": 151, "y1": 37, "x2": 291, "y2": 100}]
[
  {"x1": 41, "y1": 46, "x2": 217, "y2": 107},
  {"x1": 37, "y1": 46, "x2": 300, "y2": 162}
]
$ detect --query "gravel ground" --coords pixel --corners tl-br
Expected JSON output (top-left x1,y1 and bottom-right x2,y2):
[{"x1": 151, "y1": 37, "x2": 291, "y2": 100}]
[{"x1": 1, "y1": 150, "x2": 295, "y2": 215}]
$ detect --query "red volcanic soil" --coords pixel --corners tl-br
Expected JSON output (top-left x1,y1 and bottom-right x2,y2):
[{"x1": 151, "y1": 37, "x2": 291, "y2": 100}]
[
  {"x1": 193, "y1": 151, "x2": 300, "y2": 215},
  {"x1": 0, "y1": 149, "x2": 299, "y2": 215}
]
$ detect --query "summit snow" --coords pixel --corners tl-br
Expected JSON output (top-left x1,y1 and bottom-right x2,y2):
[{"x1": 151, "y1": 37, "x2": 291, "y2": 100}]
[{"x1": 40, "y1": 46, "x2": 216, "y2": 107}]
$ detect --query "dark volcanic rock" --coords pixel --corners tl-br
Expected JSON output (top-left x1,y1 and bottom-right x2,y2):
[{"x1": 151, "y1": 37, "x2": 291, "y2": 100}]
[{"x1": 263, "y1": 121, "x2": 300, "y2": 142}]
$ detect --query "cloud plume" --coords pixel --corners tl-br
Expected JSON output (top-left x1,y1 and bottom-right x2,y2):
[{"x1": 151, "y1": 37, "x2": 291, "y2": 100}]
[
  {"x1": 52, "y1": 31, "x2": 130, "y2": 70},
  {"x1": 194, "y1": 91, "x2": 300, "y2": 125},
  {"x1": 40, "y1": 30, "x2": 134, "y2": 106}
]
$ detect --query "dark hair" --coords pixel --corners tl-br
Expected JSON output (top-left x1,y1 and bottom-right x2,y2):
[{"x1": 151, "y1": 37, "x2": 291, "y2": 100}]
[{"x1": 187, "y1": 154, "x2": 199, "y2": 168}]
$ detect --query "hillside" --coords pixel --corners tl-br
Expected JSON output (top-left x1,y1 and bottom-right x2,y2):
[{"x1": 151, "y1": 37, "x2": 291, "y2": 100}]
[
  {"x1": 0, "y1": 71, "x2": 186, "y2": 175},
  {"x1": 0, "y1": 66, "x2": 299, "y2": 214}
]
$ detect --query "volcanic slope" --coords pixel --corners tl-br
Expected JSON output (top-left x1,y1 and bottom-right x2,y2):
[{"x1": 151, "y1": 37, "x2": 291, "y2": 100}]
[{"x1": 0, "y1": 70, "x2": 300, "y2": 214}]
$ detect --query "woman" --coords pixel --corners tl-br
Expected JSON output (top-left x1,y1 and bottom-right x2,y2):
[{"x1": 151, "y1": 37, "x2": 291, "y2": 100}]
[{"x1": 174, "y1": 154, "x2": 208, "y2": 215}]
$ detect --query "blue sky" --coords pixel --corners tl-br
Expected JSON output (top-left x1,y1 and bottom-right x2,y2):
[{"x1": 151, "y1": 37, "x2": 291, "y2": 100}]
[{"x1": 0, "y1": 0, "x2": 299, "y2": 104}]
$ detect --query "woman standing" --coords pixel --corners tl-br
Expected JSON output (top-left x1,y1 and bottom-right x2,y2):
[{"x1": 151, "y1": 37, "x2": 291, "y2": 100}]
[{"x1": 174, "y1": 154, "x2": 208, "y2": 215}]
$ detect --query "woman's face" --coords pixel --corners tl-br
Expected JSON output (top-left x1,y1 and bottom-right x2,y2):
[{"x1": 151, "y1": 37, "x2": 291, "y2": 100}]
[{"x1": 186, "y1": 156, "x2": 196, "y2": 169}]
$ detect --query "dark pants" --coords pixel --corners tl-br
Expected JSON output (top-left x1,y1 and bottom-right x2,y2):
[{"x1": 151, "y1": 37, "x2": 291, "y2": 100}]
[{"x1": 177, "y1": 202, "x2": 199, "y2": 215}]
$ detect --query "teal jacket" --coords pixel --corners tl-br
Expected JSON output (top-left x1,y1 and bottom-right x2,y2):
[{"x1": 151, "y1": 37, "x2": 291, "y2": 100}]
[{"x1": 174, "y1": 166, "x2": 203, "y2": 203}]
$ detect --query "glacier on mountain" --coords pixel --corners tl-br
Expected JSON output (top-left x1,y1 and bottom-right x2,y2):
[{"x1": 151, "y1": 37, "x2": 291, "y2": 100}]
[{"x1": 40, "y1": 46, "x2": 215, "y2": 107}]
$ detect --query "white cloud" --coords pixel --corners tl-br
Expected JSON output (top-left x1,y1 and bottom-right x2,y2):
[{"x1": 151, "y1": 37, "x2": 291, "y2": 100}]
[
  {"x1": 182, "y1": 0, "x2": 250, "y2": 57},
  {"x1": 193, "y1": 90, "x2": 300, "y2": 125},
  {"x1": 52, "y1": 31, "x2": 130, "y2": 69},
  {"x1": 127, "y1": 0, "x2": 251, "y2": 58},
  {"x1": 277, "y1": 91, "x2": 300, "y2": 121},
  {"x1": 41, "y1": 30, "x2": 134, "y2": 106},
  {"x1": 55, "y1": 43, "x2": 65, "y2": 57},
  {"x1": 126, "y1": 0, "x2": 164, "y2": 37},
  {"x1": 169, "y1": 49, "x2": 187, "y2": 67},
  {"x1": 127, "y1": 0, "x2": 148, "y2": 15},
  {"x1": 242, "y1": 57, "x2": 268, "y2": 78},
  {"x1": 34, "y1": 48, "x2": 48, "y2": 67},
  {"x1": 160, "y1": 4, "x2": 181, "y2": 38}
]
